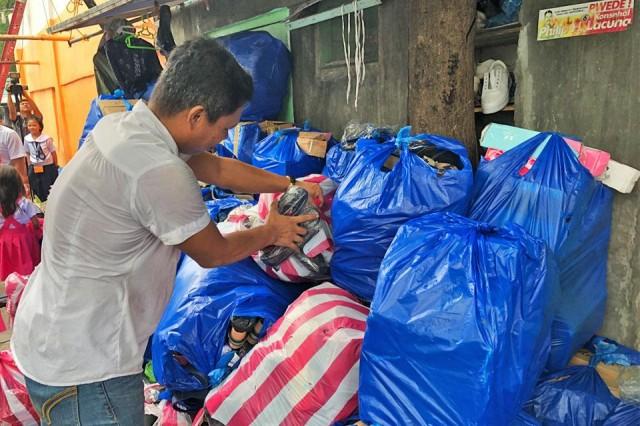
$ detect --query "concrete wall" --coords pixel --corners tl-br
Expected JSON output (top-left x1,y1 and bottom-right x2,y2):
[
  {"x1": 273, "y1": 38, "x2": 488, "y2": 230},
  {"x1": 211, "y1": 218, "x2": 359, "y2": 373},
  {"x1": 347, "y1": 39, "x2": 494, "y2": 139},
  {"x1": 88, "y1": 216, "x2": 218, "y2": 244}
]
[
  {"x1": 172, "y1": 0, "x2": 408, "y2": 135},
  {"x1": 516, "y1": 1, "x2": 639, "y2": 349}
]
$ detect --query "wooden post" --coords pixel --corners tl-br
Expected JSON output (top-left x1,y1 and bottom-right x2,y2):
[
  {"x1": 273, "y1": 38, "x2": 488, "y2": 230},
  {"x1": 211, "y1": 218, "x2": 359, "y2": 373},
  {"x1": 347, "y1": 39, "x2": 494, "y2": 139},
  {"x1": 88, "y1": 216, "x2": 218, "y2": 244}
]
[{"x1": 408, "y1": 0, "x2": 478, "y2": 163}]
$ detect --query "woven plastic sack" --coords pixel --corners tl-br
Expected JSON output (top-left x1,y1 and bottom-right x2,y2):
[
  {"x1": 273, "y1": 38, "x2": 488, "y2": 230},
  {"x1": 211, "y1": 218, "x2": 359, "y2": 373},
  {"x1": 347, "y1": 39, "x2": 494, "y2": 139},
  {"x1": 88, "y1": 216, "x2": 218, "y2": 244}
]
[
  {"x1": 204, "y1": 283, "x2": 368, "y2": 426},
  {"x1": 0, "y1": 351, "x2": 39, "y2": 425}
]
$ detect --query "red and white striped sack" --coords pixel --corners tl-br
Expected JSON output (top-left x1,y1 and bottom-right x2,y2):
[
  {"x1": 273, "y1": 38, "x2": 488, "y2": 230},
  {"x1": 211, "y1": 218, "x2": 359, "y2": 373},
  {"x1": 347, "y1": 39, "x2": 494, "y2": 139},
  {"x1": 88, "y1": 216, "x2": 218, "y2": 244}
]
[
  {"x1": 0, "y1": 351, "x2": 39, "y2": 426},
  {"x1": 153, "y1": 400, "x2": 192, "y2": 426},
  {"x1": 204, "y1": 283, "x2": 369, "y2": 426},
  {"x1": 4, "y1": 273, "x2": 29, "y2": 327}
]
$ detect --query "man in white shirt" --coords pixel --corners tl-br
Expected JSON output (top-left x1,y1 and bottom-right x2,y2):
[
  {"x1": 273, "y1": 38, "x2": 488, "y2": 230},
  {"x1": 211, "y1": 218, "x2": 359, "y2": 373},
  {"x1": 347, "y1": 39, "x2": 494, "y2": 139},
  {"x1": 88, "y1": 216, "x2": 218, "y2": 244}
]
[
  {"x1": 12, "y1": 37, "x2": 321, "y2": 425},
  {"x1": 0, "y1": 116, "x2": 28, "y2": 187}
]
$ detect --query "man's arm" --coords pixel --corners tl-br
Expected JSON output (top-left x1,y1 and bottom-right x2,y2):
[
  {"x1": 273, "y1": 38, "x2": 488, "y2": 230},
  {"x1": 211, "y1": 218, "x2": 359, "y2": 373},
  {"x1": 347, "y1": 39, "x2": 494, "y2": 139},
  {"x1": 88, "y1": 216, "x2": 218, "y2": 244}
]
[
  {"x1": 177, "y1": 204, "x2": 312, "y2": 269},
  {"x1": 6, "y1": 90, "x2": 17, "y2": 122},
  {"x1": 187, "y1": 153, "x2": 323, "y2": 200},
  {"x1": 22, "y1": 91, "x2": 42, "y2": 118},
  {"x1": 52, "y1": 151, "x2": 58, "y2": 167}
]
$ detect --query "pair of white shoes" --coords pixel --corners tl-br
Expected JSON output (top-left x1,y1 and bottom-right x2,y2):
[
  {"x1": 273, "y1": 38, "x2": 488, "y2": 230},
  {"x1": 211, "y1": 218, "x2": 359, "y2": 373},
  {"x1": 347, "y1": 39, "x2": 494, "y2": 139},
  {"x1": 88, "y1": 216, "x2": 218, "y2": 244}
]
[{"x1": 475, "y1": 59, "x2": 510, "y2": 114}]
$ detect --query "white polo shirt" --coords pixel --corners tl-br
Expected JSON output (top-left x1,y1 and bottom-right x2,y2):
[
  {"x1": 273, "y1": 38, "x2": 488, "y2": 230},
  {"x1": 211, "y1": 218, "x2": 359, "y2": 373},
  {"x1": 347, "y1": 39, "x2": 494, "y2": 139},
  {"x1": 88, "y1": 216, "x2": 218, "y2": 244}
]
[
  {"x1": 12, "y1": 101, "x2": 211, "y2": 386},
  {"x1": 0, "y1": 124, "x2": 25, "y2": 165}
]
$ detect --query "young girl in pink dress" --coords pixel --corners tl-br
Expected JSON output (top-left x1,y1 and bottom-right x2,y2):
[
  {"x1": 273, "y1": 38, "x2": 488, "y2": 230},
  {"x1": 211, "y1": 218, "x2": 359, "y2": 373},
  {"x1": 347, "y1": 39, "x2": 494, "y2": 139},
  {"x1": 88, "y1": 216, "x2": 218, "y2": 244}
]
[{"x1": 0, "y1": 165, "x2": 41, "y2": 280}]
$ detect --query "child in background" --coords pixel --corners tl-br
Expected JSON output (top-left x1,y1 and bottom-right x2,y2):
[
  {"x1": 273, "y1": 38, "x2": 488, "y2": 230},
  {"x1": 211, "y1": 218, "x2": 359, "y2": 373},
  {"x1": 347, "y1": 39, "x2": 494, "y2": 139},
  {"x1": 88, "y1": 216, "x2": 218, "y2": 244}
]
[
  {"x1": 24, "y1": 116, "x2": 58, "y2": 202},
  {"x1": 0, "y1": 165, "x2": 41, "y2": 280}
]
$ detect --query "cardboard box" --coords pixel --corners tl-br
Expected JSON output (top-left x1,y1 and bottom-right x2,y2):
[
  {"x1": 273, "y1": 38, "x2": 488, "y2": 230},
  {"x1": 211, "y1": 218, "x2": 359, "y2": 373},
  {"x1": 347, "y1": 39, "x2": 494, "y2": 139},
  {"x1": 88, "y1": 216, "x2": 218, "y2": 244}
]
[
  {"x1": 297, "y1": 131, "x2": 331, "y2": 158},
  {"x1": 97, "y1": 99, "x2": 138, "y2": 116},
  {"x1": 259, "y1": 121, "x2": 294, "y2": 134}
]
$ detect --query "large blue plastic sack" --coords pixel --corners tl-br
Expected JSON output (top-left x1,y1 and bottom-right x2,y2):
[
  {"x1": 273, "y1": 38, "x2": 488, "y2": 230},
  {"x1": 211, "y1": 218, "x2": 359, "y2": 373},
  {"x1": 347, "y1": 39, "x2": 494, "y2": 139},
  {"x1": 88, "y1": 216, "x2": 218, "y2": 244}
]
[
  {"x1": 217, "y1": 31, "x2": 291, "y2": 121},
  {"x1": 358, "y1": 212, "x2": 559, "y2": 425},
  {"x1": 523, "y1": 366, "x2": 640, "y2": 425},
  {"x1": 323, "y1": 128, "x2": 395, "y2": 184},
  {"x1": 470, "y1": 132, "x2": 613, "y2": 370},
  {"x1": 330, "y1": 129, "x2": 473, "y2": 301},
  {"x1": 252, "y1": 128, "x2": 336, "y2": 177},
  {"x1": 216, "y1": 122, "x2": 264, "y2": 164},
  {"x1": 152, "y1": 257, "x2": 304, "y2": 392}
]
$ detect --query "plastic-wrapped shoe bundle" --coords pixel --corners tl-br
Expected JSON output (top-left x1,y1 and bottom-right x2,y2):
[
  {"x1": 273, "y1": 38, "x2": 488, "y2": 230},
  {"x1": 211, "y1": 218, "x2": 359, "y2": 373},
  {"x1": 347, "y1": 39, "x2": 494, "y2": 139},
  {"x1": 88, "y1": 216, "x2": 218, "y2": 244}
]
[
  {"x1": 323, "y1": 122, "x2": 395, "y2": 184},
  {"x1": 331, "y1": 127, "x2": 474, "y2": 301},
  {"x1": 257, "y1": 186, "x2": 331, "y2": 281},
  {"x1": 470, "y1": 132, "x2": 614, "y2": 370},
  {"x1": 359, "y1": 213, "x2": 559, "y2": 425},
  {"x1": 251, "y1": 174, "x2": 337, "y2": 283}
]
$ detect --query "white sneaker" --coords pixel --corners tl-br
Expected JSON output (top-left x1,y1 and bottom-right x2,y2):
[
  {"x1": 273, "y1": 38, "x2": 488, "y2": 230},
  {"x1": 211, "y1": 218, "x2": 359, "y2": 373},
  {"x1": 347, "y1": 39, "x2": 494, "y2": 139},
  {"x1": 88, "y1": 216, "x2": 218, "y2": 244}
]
[
  {"x1": 481, "y1": 60, "x2": 509, "y2": 114},
  {"x1": 476, "y1": 59, "x2": 495, "y2": 79}
]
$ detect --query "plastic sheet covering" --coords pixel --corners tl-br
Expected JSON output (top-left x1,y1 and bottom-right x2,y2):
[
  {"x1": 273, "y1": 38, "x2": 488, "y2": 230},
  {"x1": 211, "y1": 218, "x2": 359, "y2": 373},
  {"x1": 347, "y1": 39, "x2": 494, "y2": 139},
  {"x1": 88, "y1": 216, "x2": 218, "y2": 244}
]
[
  {"x1": 330, "y1": 128, "x2": 473, "y2": 301},
  {"x1": 152, "y1": 256, "x2": 304, "y2": 392},
  {"x1": 470, "y1": 132, "x2": 614, "y2": 370},
  {"x1": 522, "y1": 366, "x2": 640, "y2": 425},
  {"x1": 358, "y1": 213, "x2": 559, "y2": 425},
  {"x1": 252, "y1": 128, "x2": 336, "y2": 177},
  {"x1": 204, "y1": 283, "x2": 368, "y2": 426},
  {"x1": 217, "y1": 31, "x2": 291, "y2": 121}
]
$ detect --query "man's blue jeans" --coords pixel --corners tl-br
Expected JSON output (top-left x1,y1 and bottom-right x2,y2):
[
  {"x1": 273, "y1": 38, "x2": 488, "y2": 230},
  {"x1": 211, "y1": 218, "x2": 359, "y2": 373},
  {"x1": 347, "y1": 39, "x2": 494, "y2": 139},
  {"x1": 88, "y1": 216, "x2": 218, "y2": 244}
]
[{"x1": 25, "y1": 374, "x2": 143, "y2": 425}]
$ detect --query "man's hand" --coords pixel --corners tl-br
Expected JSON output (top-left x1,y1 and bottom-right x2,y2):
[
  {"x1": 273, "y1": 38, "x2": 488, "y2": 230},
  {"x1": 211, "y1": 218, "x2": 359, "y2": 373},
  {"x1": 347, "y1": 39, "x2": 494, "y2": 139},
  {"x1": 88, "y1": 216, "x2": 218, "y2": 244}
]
[
  {"x1": 296, "y1": 180, "x2": 323, "y2": 207},
  {"x1": 265, "y1": 200, "x2": 317, "y2": 251}
]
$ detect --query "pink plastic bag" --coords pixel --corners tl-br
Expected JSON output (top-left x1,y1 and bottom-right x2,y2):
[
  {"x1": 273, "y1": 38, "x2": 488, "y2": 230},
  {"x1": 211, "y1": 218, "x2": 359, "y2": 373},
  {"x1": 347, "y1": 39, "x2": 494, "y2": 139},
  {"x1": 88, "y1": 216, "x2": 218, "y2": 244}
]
[
  {"x1": 0, "y1": 351, "x2": 39, "y2": 425},
  {"x1": 4, "y1": 273, "x2": 29, "y2": 327}
]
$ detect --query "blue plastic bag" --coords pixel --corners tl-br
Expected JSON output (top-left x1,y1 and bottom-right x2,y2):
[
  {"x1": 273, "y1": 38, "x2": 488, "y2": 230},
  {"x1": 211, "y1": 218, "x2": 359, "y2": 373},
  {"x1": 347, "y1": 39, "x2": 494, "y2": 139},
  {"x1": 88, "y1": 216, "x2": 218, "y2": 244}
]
[
  {"x1": 486, "y1": 0, "x2": 522, "y2": 27},
  {"x1": 152, "y1": 257, "x2": 304, "y2": 392},
  {"x1": 470, "y1": 132, "x2": 613, "y2": 370},
  {"x1": 330, "y1": 129, "x2": 473, "y2": 301},
  {"x1": 586, "y1": 336, "x2": 640, "y2": 367},
  {"x1": 323, "y1": 129, "x2": 394, "y2": 184},
  {"x1": 216, "y1": 122, "x2": 264, "y2": 164},
  {"x1": 204, "y1": 197, "x2": 252, "y2": 223},
  {"x1": 358, "y1": 213, "x2": 559, "y2": 425},
  {"x1": 523, "y1": 366, "x2": 640, "y2": 425},
  {"x1": 252, "y1": 128, "x2": 335, "y2": 177},
  {"x1": 217, "y1": 31, "x2": 291, "y2": 121}
]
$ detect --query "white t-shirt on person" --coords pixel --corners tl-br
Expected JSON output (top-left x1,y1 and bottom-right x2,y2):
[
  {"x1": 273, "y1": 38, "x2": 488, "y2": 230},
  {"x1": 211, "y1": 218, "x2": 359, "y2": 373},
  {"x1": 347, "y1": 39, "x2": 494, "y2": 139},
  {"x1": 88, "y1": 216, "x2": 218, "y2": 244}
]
[
  {"x1": 11, "y1": 101, "x2": 211, "y2": 386},
  {"x1": 24, "y1": 133, "x2": 56, "y2": 166},
  {"x1": 0, "y1": 124, "x2": 25, "y2": 165}
]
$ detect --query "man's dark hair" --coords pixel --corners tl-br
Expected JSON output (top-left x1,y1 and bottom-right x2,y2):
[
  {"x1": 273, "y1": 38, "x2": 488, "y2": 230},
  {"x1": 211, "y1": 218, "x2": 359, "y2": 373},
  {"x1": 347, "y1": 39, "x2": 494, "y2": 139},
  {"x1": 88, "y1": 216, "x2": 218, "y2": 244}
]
[
  {"x1": 545, "y1": 10, "x2": 553, "y2": 17},
  {"x1": 150, "y1": 37, "x2": 253, "y2": 123}
]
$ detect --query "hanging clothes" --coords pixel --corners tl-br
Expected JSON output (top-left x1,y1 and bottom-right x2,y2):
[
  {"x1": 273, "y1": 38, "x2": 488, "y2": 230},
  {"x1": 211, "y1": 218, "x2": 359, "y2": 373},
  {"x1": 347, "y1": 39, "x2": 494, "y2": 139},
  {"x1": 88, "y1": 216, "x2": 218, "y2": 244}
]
[{"x1": 105, "y1": 33, "x2": 162, "y2": 98}]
